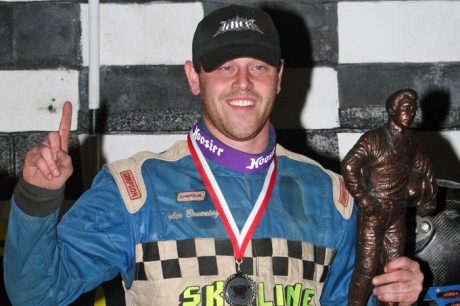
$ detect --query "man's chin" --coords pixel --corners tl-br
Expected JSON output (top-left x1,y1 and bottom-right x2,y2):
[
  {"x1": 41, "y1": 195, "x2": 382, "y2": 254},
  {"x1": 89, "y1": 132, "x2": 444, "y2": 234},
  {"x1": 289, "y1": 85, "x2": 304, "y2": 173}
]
[{"x1": 225, "y1": 127, "x2": 263, "y2": 142}]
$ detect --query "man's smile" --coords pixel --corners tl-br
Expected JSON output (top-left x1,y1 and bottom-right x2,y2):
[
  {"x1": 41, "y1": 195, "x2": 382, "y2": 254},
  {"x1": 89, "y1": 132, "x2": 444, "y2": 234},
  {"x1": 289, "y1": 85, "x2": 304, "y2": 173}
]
[{"x1": 228, "y1": 99, "x2": 255, "y2": 106}]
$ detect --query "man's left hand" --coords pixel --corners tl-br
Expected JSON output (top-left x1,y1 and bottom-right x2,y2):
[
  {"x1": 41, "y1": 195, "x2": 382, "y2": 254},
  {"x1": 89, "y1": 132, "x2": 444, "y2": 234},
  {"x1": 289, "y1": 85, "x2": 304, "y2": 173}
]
[{"x1": 372, "y1": 256, "x2": 423, "y2": 305}]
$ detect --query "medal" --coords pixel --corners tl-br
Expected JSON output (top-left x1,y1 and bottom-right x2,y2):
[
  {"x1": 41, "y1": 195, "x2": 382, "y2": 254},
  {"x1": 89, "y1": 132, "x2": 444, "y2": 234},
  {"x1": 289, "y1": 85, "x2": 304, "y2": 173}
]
[
  {"x1": 188, "y1": 123, "x2": 277, "y2": 306},
  {"x1": 222, "y1": 260, "x2": 257, "y2": 306}
]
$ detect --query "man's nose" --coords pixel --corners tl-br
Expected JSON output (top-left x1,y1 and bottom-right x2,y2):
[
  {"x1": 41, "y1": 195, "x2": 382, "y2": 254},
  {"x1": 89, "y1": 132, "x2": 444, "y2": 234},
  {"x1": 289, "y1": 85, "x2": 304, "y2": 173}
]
[{"x1": 232, "y1": 69, "x2": 254, "y2": 91}]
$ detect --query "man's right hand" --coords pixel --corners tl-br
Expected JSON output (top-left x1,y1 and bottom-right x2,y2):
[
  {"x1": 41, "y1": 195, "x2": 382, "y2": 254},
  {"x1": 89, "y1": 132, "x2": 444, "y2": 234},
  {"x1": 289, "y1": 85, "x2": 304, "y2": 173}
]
[{"x1": 22, "y1": 101, "x2": 74, "y2": 190}]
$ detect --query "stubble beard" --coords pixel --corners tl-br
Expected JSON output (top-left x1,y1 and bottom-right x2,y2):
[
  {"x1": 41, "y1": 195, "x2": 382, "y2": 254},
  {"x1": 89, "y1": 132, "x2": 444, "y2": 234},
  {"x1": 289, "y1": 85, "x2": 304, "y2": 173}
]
[{"x1": 200, "y1": 86, "x2": 277, "y2": 142}]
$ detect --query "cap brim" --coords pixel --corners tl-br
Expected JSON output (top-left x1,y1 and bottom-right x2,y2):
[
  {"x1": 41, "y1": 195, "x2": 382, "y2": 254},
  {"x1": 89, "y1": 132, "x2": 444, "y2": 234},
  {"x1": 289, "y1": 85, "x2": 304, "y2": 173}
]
[{"x1": 200, "y1": 44, "x2": 280, "y2": 72}]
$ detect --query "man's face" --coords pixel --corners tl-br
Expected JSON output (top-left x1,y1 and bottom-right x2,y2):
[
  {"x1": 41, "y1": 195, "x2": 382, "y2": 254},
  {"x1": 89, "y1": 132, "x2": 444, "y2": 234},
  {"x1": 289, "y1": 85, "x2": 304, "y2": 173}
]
[
  {"x1": 191, "y1": 57, "x2": 283, "y2": 142},
  {"x1": 390, "y1": 97, "x2": 418, "y2": 129}
]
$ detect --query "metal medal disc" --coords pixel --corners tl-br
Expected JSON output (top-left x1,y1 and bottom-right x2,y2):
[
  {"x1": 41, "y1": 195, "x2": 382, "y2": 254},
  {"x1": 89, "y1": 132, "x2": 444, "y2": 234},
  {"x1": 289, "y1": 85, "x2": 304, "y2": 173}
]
[{"x1": 222, "y1": 271, "x2": 257, "y2": 306}]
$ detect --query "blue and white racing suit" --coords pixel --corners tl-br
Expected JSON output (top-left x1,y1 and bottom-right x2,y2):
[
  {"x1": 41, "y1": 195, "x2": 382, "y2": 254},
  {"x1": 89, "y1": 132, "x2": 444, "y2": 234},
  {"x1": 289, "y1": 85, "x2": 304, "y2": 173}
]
[{"x1": 5, "y1": 128, "x2": 365, "y2": 305}]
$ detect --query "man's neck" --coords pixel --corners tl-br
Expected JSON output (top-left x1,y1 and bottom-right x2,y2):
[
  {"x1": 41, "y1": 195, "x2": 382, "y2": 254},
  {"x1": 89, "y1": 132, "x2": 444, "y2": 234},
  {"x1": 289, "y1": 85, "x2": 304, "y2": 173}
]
[
  {"x1": 385, "y1": 121, "x2": 407, "y2": 147},
  {"x1": 203, "y1": 121, "x2": 270, "y2": 154},
  {"x1": 387, "y1": 121, "x2": 405, "y2": 135}
]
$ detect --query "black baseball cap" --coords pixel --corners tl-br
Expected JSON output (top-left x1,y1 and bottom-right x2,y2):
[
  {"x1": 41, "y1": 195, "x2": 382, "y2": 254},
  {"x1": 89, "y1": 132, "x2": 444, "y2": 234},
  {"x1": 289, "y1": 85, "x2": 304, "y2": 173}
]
[{"x1": 192, "y1": 5, "x2": 281, "y2": 72}]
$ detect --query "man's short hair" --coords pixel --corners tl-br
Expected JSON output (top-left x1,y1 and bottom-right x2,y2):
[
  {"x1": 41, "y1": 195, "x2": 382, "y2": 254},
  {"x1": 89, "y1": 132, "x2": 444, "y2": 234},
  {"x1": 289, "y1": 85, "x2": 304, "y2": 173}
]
[
  {"x1": 193, "y1": 62, "x2": 202, "y2": 74},
  {"x1": 386, "y1": 88, "x2": 418, "y2": 113}
]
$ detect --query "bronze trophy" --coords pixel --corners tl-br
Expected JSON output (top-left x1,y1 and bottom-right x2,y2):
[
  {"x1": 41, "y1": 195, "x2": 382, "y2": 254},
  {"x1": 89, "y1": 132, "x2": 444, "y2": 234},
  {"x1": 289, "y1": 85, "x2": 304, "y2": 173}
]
[{"x1": 341, "y1": 88, "x2": 437, "y2": 306}]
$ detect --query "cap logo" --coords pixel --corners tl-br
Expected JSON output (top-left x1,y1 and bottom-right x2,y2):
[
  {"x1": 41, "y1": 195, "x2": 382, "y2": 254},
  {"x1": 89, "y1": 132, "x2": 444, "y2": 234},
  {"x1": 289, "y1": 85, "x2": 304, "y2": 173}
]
[{"x1": 213, "y1": 16, "x2": 264, "y2": 37}]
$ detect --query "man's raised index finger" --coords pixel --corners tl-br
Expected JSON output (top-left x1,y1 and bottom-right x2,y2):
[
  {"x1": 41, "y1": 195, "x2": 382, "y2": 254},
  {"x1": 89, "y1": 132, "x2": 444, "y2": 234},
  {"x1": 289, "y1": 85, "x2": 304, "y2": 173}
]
[{"x1": 58, "y1": 101, "x2": 72, "y2": 153}]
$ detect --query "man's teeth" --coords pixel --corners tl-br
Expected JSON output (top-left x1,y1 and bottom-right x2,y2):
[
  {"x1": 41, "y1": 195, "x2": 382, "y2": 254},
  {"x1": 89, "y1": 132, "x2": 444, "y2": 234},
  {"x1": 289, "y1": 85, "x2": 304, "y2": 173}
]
[{"x1": 229, "y1": 100, "x2": 254, "y2": 106}]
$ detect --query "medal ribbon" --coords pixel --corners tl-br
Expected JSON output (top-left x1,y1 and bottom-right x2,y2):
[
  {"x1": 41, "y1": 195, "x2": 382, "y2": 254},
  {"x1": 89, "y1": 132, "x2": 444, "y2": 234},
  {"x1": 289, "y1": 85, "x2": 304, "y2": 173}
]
[{"x1": 187, "y1": 130, "x2": 277, "y2": 261}]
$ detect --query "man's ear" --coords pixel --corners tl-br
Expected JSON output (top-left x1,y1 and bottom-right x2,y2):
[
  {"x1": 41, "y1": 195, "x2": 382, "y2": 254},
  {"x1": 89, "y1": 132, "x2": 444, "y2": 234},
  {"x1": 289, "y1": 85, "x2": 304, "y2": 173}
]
[
  {"x1": 184, "y1": 61, "x2": 200, "y2": 95},
  {"x1": 276, "y1": 59, "x2": 285, "y2": 94}
]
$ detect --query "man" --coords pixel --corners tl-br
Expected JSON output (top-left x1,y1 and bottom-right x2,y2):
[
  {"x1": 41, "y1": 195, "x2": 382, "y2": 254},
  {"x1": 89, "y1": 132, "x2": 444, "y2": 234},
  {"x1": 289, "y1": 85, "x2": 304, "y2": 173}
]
[
  {"x1": 5, "y1": 5, "x2": 423, "y2": 306},
  {"x1": 341, "y1": 88, "x2": 436, "y2": 306}
]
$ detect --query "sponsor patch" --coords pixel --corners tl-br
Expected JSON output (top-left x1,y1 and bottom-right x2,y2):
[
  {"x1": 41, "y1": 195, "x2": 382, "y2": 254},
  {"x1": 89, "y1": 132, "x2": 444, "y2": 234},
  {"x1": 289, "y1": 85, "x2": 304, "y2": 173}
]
[
  {"x1": 120, "y1": 170, "x2": 141, "y2": 200},
  {"x1": 176, "y1": 191, "x2": 206, "y2": 202},
  {"x1": 339, "y1": 178, "x2": 349, "y2": 207},
  {"x1": 438, "y1": 290, "x2": 460, "y2": 299},
  {"x1": 245, "y1": 147, "x2": 275, "y2": 170}
]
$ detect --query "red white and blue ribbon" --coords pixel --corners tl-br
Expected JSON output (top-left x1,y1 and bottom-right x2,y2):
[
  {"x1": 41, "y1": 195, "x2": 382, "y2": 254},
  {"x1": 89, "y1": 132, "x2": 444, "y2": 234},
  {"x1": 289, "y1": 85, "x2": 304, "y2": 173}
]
[{"x1": 187, "y1": 125, "x2": 277, "y2": 261}]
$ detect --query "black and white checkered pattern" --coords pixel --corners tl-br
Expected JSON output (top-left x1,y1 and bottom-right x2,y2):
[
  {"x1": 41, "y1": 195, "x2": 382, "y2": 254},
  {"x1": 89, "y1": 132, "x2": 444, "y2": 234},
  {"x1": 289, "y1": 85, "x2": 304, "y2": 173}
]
[{"x1": 135, "y1": 238, "x2": 336, "y2": 283}]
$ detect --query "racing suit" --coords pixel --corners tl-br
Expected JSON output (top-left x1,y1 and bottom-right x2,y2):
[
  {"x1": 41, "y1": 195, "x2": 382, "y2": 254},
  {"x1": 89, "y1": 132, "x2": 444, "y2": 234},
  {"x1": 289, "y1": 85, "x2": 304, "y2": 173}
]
[{"x1": 5, "y1": 122, "x2": 362, "y2": 306}]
